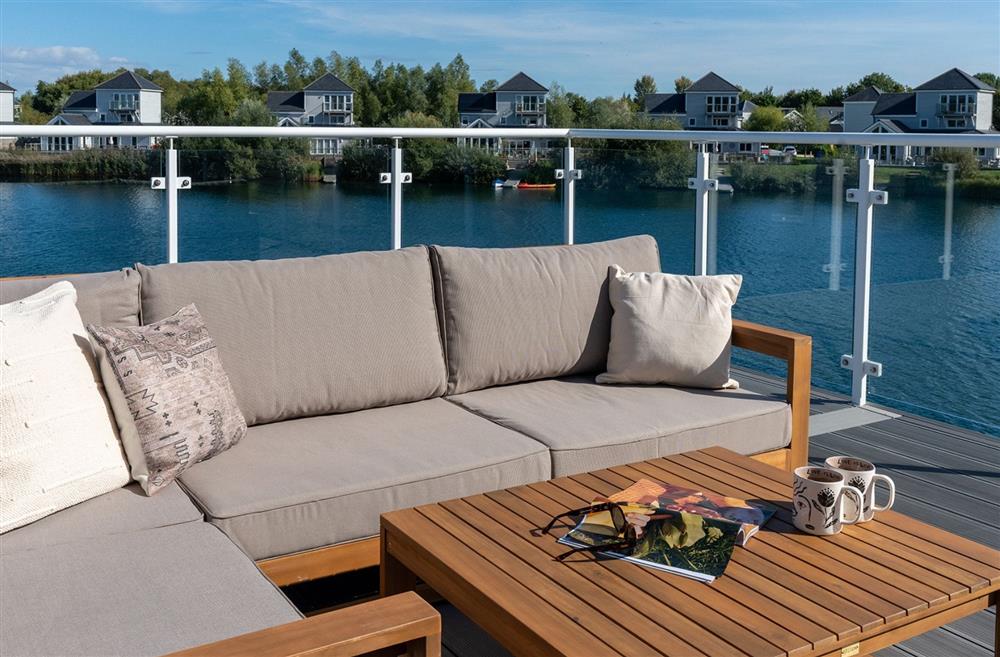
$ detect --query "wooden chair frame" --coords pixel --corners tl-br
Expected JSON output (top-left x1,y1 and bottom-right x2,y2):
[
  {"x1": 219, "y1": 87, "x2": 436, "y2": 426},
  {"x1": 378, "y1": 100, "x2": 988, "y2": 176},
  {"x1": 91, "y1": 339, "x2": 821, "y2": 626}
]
[{"x1": 259, "y1": 320, "x2": 812, "y2": 588}]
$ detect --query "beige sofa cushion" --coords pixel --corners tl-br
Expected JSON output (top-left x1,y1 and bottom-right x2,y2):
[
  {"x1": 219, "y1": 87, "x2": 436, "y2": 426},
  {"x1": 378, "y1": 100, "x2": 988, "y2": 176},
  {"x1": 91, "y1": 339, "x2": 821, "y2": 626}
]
[
  {"x1": 431, "y1": 236, "x2": 661, "y2": 394},
  {"x1": 0, "y1": 269, "x2": 141, "y2": 328},
  {"x1": 1, "y1": 282, "x2": 130, "y2": 533},
  {"x1": 179, "y1": 398, "x2": 550, "y2": 559},
  {"x1": 0, "y1": 523, "x2": 301, "y2": 657},
  {"x1": 597, "y1": 267, "x2": 742, "y2": 389},
  {"x1": 446, "y1": 376, "x2": 791, "y2": 477},
  {"x1": 0, "y1": 483, "x2": 201, "y2": 554},
  {"x1": 137, "y1": 248, "x2": 448, "y2": 425}
]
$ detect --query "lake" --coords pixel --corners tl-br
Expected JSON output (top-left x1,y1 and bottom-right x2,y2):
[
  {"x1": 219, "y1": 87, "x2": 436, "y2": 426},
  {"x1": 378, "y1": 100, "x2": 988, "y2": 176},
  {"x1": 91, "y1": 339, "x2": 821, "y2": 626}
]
[{"x1": 2, "y1": 180, "x2": 998, "y2": 436}]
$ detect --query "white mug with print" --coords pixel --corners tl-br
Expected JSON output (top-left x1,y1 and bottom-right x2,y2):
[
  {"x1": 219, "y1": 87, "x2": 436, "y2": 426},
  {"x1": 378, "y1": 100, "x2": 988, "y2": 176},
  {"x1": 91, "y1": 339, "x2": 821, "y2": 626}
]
[
  {"x1": 825, "y1": 456, "x2": 896, "y2": 523},
  {"x1": 792, "y1": 466, "x2": 863, "y2": 536}
]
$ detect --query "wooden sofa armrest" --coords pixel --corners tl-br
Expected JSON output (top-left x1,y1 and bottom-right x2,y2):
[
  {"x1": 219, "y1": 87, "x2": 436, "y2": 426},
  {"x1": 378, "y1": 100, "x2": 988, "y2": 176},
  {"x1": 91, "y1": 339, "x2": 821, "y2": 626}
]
[
  {"x1": 164, "y1": 591, "x2": 440, "y2": 657},
  {"x1": 731, "y1": 319, "x2": 812, "y2": 470}
]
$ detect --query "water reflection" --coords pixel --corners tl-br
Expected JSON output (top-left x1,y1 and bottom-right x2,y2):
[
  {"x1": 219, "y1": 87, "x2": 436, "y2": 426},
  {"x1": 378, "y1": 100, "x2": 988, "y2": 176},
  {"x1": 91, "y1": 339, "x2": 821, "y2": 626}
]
[
  {"x1": 824, "y1": 159, "x2": 847, "y2": 291},
  {"x1": 940, "y1": 163, "x2": 956, "y2": 281}
]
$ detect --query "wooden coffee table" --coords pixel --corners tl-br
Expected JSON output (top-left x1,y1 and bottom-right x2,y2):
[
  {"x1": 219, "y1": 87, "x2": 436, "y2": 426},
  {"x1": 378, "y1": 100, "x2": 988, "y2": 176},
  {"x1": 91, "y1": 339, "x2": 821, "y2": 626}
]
[{"x1": 380, "y1": 447, "x2": 999, "y2": 657}]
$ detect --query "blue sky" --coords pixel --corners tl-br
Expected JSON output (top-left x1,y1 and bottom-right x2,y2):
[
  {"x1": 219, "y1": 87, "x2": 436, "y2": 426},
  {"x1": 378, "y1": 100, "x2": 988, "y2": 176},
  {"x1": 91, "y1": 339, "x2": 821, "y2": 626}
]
[{"x1": 1, "y1": 0, "x2": 997, "y2": 97}]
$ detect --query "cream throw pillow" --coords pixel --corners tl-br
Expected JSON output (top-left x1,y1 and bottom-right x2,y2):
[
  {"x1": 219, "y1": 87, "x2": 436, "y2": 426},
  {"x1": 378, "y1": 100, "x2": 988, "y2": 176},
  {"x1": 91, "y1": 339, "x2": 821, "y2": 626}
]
[
  {"x1": 0, "y1": 281, "x2": 130, "y2": 533},
  {"x1": 597, "y1": 266, "x2": 742, "y2": 389}
]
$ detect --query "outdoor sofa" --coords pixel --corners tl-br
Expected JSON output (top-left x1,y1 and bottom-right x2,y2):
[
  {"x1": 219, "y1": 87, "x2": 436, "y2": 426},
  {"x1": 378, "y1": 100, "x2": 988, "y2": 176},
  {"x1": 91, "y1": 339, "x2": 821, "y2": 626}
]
[{"x1": 0, "y1": 235, "x2": 811, "y2": 656}]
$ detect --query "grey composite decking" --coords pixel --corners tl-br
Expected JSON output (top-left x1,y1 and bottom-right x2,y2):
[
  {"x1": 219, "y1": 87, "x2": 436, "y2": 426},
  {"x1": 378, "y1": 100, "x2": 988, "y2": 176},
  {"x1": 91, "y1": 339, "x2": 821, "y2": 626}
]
[{"x1": 435, "y1": 370, "x2": 999, "y2": 657}]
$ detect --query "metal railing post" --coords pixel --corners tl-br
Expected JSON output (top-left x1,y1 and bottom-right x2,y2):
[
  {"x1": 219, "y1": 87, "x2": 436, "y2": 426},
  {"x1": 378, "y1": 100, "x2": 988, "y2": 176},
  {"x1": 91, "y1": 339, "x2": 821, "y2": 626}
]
[
  {"x1": 380, "y1": 138, "x2": 411, "y2": 250},
  {"x1": 824, "y1": 158, "x2": 846, "y2": 291},
  {"x1": 150, "y1": 137, "x2": 189, "y2": 264},
  {"x1": 842, "y1": 147, "x2": 887, "y2": 406},
  {"x1": 688, "y1": 143, "x2": 717, "y2": 275},
  {"x1": 941, "y1": 163, "x2": 956, "y2": 280},
  {"x1": 555, "y1": 139, "x2": 582, "y2": 245}
]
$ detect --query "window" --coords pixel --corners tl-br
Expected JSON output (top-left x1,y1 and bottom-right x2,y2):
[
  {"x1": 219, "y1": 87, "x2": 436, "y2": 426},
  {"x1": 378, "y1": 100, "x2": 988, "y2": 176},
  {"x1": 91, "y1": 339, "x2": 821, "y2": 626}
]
[
  {"x1": 322, "y1": 95, "x2": 351, "y2": 112},
  {"x1": 461, "y1": 117, "x2": 469, "y2": 126},
  {"x1": 738, "y1": 143, "x2": 753, "y2": 152},
  {"x1": 940, "y1": 93, "x2": 975, "y2": 115},
  {"x1": 946, "y1": 118, "x2": 966, "y2": 128},
  {"x1": 310, "y1": 138, "x2": 340, "y2": 155},
  {"x1": 920, "y1": 119, "x2": 928, "y2": 128},
  {"x1": 705, "y1": 95, "x2": 737, "y2": 113},
  {"x1": 308, "y1": 115, "x2": 315, "y2": 124},
  {"x1": 712, "y1": 117, "x2": 729, "y2": 127},
  {"x1": 688, "y1": 117, "x2": 696, "y2": 126},
  {"x1": 516, "y1": 95, "x2": 543, "y2": 113}
]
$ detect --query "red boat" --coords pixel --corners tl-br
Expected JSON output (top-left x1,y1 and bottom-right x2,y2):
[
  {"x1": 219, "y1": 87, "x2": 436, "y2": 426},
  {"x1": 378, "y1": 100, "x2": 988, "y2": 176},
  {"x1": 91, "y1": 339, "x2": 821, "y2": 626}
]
[{"x1": 517, "y1": 182, "x2": 557, "y2": 190}]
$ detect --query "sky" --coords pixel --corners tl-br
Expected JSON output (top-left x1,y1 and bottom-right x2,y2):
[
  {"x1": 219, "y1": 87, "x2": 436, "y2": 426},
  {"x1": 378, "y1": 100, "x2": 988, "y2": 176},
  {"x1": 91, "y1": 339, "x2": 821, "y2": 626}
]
[{"x1": 1, "y1": 0, "x2": 998, "y2": 97}]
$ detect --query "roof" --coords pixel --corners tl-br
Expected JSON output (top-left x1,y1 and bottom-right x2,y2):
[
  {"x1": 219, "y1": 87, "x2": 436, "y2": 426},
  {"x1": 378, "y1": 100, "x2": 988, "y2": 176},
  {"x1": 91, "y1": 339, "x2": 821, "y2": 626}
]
[
  {"x1": 458, "y1": 92, "x2": 497, "y2": 113},
  {"x1": 64, "y1": 90, "x2": 97, "y2": 111},
  {"x1": 872, "y1": 92, "x2": 916, "y2": 116},
  {"x1": 496, "y1": 72, "x2": 547, "y2": 93},
  {"x1": 303, "y1": 73, "x2": 354, "y2": 93},
  {"x1": 50, "y1": 113, "x2": 92, "y2": 126},
  {"x1": 815, "y1": 106, "x2": 843, "y2": 121},
  {"x1": 914, "y1": 68, "x2": 993, "y2": 92},
  {"x1": 738, "y1": 99, "x2": 756, "y2": 113},
  {"x1": 844, "y1": 86, "x2": 882, "y2": 102},
  {"x1": 95, "y1": 70, "x2": 162, "y2": 91},
  {"x1": 644, "y1": 93, "x2": 686, "y2": 114},
  {"x1": 685, "y1": 72, "x2": 740, "y2": 93},
  {"x1": 0, "y1": 81, "x2": 14, "y2": 92},
  {"x1": 267, "y1": 91, "x2": 305, "y2": 113}
]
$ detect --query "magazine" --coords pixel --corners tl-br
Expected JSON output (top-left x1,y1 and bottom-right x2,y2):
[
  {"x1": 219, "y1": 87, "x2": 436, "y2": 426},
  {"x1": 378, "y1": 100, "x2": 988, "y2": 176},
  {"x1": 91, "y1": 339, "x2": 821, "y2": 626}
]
[{"x1": 557, "y1": 479, "x2": 776, "y2": 582}]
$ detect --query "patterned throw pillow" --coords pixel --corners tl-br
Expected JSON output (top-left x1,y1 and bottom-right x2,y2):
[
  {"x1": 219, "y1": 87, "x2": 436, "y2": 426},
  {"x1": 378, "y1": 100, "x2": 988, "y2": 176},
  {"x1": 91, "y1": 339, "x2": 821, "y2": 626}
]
[{"x1": 88, "y1": 304, "x2": 246, "y2": 495}]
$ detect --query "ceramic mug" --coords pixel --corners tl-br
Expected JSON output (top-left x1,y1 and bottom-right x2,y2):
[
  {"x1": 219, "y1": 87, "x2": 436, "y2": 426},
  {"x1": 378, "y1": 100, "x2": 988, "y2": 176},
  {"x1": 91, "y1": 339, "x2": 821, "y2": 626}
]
[
  {"x1": 792, "y1": 466, "x2": 863, "y2": 535},
  {"x1": 825, "y1": 456, "x2": 896, "y2": 522}
]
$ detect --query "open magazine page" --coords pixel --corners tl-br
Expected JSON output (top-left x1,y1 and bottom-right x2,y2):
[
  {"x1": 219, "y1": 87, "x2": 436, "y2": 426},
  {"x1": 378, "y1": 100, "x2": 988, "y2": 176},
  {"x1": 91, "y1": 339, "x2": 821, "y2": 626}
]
[
  {"x1": 559, "y1": 509, "x2": 742, "y2": 582},
  {"x1": 604, "y1": 478, "x2": 775, "y2": 546}
]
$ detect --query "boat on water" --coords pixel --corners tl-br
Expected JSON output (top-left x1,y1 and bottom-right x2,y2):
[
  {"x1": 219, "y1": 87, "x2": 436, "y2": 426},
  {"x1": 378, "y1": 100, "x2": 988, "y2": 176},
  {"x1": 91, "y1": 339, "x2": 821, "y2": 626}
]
[{"x1": 517, "y1": 182, "x2": 557, "y2": 190}]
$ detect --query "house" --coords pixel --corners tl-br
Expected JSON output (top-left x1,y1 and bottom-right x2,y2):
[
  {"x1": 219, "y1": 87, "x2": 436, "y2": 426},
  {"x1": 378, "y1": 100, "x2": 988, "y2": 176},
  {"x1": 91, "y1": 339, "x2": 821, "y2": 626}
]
[
  {"x1": 843, "y1": 68, "x2": 997, "y2": 164},
  {"x1": 782, "y1": 106, "x2": 844, "y2": 132},
  {"x1": 644, "y1": 72, "x2": 761, "y2": 157},
  {"x1": 41, "y1": 71, "x2": 162, "y2": 152},
  {"x1": 458, "y1": 72, "x2": 549, "y2": 160},
  {"x1": 0, "y1": 81, "x2": 16, "y2": 150},
  {"x1": 267, "y1": 73, "x2": 356, "y2": 157}
]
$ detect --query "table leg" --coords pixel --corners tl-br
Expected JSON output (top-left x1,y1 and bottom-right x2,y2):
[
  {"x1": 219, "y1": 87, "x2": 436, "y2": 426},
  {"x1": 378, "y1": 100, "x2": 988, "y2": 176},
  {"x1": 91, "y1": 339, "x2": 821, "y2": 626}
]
[
  {"x1": 381, "y1": 525, "x2": 418, "y2": 597},
  {"x1": 406, "y1": 631, "x2": 442, "y2": 657}
]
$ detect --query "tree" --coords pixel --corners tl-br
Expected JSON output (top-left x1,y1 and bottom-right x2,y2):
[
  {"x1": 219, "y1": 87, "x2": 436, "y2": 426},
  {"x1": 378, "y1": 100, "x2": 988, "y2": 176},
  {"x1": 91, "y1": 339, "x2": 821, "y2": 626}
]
[
  {"x1": 744, "y1": 106, "x2": 787, "y2": 132},
  {"x1": 778, "y1": 88, "x2": 824, "y2": 109},
  {"x1": 823, "y1": 86, "x2": 847, "y2": 106},
  {"x1": 742, "y1": 86, "x2": 777, "y2": 106},
  {"x1": 16, "y1": 93, "x2": 49, "y2": 124},
  {"x1": 632, "y1": 75, "x2": 657, "y2": 109},
  {"x1": 545, "y1": 82, "x2": 576, "y2": 128},
  {"x1": 283, "y1": 48, "x2": 310, "y2": 89},
  {"x1": 789, "y1": 102, "x2": 828, "y2": 132},
  {"x1": 479, "y1": 79, "x2": 498, "y2": 93},
  {"x1": 845, "y1": 72, "x2": 907, "y2": 96},
  {"x1": 674, "y1": 76, "x2": 692, "y2": 93},
  {"x1": 177, "y1": 68, "x2": 237, "y2": 124},
  {"x1": 974, "y1": 72, "x2": 999, "y2": 129},
  {"x1": 31, "y1": 69, "x2": 111, "y2": 115}
]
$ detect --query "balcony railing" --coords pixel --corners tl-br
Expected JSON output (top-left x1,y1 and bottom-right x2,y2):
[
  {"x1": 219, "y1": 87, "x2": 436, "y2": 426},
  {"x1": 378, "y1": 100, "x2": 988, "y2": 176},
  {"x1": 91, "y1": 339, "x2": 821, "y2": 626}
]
[
  {"x1": 936, "y1": 103, "x2": 975, "y2": 116},
  {"x1": 2, "y1": 123, "x2": 999, "y2": 425},
  {"x1": 515, "y1": 103, "x2": 545, "y2": 114},
  {"x1": 109, "y1": 101, "x2": 140, "y2": 111}
]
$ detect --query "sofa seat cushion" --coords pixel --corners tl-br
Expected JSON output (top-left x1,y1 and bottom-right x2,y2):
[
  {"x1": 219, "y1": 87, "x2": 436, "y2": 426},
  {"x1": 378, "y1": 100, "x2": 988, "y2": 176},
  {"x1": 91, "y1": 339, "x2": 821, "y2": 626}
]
[
  {"x1": 0, "y1": 523, "x2": 301, "y2": 657},
  {"x1": 0, "y1": 269, "x2": 141, "y2": 328},
  {"x1": 446, "y1": 377, "x2": 791, "y2": 477},
  {"x1": 178, "y1": 398, "x2": 551, "y2": 559},
  {"x1": 137, "y1": 247, "x2": 448, "y2": 426},
  {"x1": 0, "y1": 483, "x2": 201, "y2": 554}
]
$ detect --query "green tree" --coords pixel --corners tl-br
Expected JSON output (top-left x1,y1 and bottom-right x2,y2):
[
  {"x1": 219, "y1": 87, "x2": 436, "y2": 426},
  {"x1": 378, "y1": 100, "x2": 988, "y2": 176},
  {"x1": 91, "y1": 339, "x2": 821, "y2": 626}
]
[
  {"x1": 824, "y1": 86, "x2": 847, "y2": 106},
  {"x1": 742, "y1": 86, "x2": 777, "y2": 106},
  {"x1": 16, "y1": 93, "x2": 49, "y2": 124},
  {"x1": 479, "y1": 79, "x2": 498, "y2": 92},
  {"x1": 226, "y1": 59, "x2": 254, "y2": 104},
  {"x1": 744, "y1": 106, "x2": 787, "y2": 131},
  {"x1": 283, "y1": 48, "x2": 310, "y2": 89},
  {"x1": 846, "y1": 72, "x2": 907, "y2": 96},
  {"x1": 632, "y1": 75, "x2": 657, "y2": 109},
  {"x1": 674, "y1": 76, "x2": 692, "y2": 93},
  {"x1": 787, "y1": 102, "x2": 828, "y2": 133},
  {"x1": 929, "y1": 148, "x2": 979, "y2": 178},
  {"x1": 32, "y1": 69, "x2": 111, "y2": 115},
  {"x1": 778, "y1": 88, "x2": 824, "y2": 109},
  {"x1": 177, "y1": 68, "x2": 237, "y2": 124},
  {"x1": 545, "y1": 82, "x2": 576, "y2": 128}
]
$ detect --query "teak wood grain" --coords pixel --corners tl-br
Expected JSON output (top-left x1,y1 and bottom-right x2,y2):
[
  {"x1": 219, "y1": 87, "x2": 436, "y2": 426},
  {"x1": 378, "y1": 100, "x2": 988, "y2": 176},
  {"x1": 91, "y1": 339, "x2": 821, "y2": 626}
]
[
  {"x1": 164, "y1": 591, "x2": 439, "y2": 657},
  {"x1": 380, "y1": 449, "x2": 999, "y2": 657}
]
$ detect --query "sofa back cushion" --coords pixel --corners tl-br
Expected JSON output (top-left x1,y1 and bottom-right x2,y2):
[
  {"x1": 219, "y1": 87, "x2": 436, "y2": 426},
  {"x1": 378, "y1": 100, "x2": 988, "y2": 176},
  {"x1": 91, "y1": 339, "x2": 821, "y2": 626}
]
[
  {"x1": 431, "y1": 236, "x2": 661, "y2": 394},
  {"x1": 137, "y1": 248, "x2": 447, "y2": 426},
  {"x1": 0, "y1": 269, "x2": 141, "y2": 327}
]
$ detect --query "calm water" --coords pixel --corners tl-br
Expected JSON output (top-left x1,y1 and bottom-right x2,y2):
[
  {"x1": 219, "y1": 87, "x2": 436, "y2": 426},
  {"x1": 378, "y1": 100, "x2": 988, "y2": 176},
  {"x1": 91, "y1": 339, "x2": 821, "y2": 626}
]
[{"x1": 2, "y1": 180, "x2": 998, "y2": 435}]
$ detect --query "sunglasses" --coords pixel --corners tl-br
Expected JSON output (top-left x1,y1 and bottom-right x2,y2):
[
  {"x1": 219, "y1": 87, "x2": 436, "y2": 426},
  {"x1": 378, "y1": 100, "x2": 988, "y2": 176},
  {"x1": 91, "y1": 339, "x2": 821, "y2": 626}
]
[{"x1": 538, "y1": 500, "x2": 665, "y2": 561}]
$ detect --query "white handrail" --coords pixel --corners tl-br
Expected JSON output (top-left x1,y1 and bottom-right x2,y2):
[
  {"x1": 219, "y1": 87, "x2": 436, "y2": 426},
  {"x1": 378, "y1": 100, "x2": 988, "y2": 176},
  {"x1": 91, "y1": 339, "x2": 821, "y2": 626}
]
[{"x1": 3, "y1": 124, "x2": 1000, "y2": 148}]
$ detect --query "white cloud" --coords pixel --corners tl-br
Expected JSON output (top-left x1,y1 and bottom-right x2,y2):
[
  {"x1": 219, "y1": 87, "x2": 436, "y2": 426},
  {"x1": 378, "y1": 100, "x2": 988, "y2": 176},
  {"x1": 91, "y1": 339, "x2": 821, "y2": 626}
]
[{"x1": 0, "y1": 46, "x2": 141, "y2": 92}]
